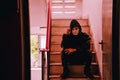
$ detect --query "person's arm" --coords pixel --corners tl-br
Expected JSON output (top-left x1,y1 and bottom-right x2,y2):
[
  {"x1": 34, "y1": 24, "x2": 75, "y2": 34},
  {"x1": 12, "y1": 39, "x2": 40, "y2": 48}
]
[
  {"x1": 81, "y1": 33, "x2": 91, "y2": 51},
  {"x1": 61, "y1": 34, "x2": 67, "y2": 48},
  {"x1": 61, "y1": 29, "x2": 70, "y2": 48}
]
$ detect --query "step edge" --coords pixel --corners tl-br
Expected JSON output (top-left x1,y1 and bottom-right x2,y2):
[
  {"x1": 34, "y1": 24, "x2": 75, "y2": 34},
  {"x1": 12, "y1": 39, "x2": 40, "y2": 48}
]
[
  {"x1": 52, "y1": 19, "x2": 88, "y2": 20},
  {"x1": 51, "y1": 42, "x2": 94, "y2": 45},
  {"x1": 50, "y1": 62, "x2": 98, "y2": 66},
  {"x1": 50, "y1": 51, "x2": 96, "y2": 54},
  {"x1": 49, "y1": 74, "x2": 100, "y2": 78},
  {"x1": 52, "y1": 25, "x2": 89, "y2": 27}
]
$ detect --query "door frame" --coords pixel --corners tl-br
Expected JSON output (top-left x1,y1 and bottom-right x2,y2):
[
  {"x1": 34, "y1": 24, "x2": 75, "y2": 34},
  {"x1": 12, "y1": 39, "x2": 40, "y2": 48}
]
[
  {"x1": 20, "y1": 0, "x2": 31, "y2": 80},
  {"x1": 22, "y1": 0, "x2": 120, "y2": 80},
  {"x1": 112, "y1": 0, "x2": 119, "y2": 80}
]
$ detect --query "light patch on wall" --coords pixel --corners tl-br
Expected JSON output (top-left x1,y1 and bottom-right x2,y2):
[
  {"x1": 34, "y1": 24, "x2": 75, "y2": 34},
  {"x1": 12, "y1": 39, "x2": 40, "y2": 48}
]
[
  {"x1": 52, "y1": 11, "x2": 63, "y2": 14},
  {"x1": 40, "y1": 36, "x2": 46, "y2": 48},
  {"x1": 52, "y1": 6, "x2": 63, "y2": 8},
  {"x1": 52, "y1": 0, "x2": 63, "y2": 3},
  {"x1": 64, "y1": 0, "x2": 76, "y2": 3},
  {"x1": 64, "y1": 11, "x2": 76, "y2": 14},
  {"x1": 64, "y1": 5, "x2": 76, "y2": 8}
]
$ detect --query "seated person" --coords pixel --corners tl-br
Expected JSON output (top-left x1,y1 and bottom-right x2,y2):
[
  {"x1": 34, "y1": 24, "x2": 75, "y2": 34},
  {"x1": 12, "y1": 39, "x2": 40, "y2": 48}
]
[{"x1": 61, "y1": 19, "x2": 94, "y2": 80}]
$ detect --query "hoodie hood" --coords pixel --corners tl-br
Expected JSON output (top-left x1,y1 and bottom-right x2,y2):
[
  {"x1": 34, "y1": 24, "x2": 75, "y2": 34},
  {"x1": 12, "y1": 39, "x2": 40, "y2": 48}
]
[{"x1": 70, "y1": 19, "x2": 82, "y2": 32}]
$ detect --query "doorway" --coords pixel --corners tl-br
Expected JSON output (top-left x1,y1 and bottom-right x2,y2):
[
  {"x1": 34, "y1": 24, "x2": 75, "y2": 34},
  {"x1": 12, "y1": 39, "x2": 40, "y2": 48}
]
[
  {"x1": 28, "y1": 0, "x2": 48, "y2": 80},
  {"x1": 28, "y1": 0, "x2": 115, "y2": 80},
  {"x1": 50, "y1": 0, "x2": 113, "y2": 80}
]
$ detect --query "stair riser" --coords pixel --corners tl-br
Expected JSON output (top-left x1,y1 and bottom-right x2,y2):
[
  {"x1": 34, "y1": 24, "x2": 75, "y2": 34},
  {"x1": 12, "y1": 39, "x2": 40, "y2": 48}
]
[
  {"x1": 51, "y1": 36, "x2": 93, "y2": 45},
  {"x1": 50, "y1": 65, "x2": 99, "y2": 75},
  {"x1": 50, "y1": 65, "x2": 63, "y2": 75},
  {"x1": 52, "y1": 19, "x2": 88, "y2": 27},
  {"x1": 49, "y1": 78, "x2": 61, "y2": 80},
  {"x1": 51, "y1": 44, "x2": 94, "y2": 52},
  {"x1": 51, "y1": 27, "x2": 90, "y2": 36},
  {"x1": 50, "y1": 53, "x2": 97, "y2": 63},
  {"x1": 50, "y1": 54, "x2": 62, "y2": 63},
  {"x1": 51, "y1": 36, "x2": 62, "y2": 45},
  {"x1": 91, "y1": 65, "x2": 100, "y2": 75},
  {"x1": 50, "y1": 44, "x2": 94, "y2": 52},
  {"x1": 92, "y1": 53, "x2": 97, "y2": 62},
  {"x1": 51, "y1": 45, "x2": 62, "y2": 52},
  {"x1": 49, "y1": 76, "x2": 101, "y2": 80}
]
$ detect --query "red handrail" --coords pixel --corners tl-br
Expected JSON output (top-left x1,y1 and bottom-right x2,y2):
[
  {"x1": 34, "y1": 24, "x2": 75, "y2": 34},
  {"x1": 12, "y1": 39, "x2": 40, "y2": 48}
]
[{"x1": 46, "y1": 0, "x2": 51, "y2": 50}]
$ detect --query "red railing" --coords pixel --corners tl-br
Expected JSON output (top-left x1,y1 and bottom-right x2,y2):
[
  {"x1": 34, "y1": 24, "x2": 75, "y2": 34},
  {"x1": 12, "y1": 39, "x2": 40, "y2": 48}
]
[
  {"x1": 39, "y1": 49, "x2": 49, "y2": 80},
  {"x1": 46, "y1": 0, "x2": 51, "y2": 50},
  {"x1": 41, "y1": 0, "x2": 51, "y2": 80}
]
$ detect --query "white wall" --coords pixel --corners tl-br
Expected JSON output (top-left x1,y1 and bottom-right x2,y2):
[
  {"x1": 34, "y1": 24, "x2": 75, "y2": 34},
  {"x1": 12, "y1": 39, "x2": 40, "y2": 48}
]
[
  {"x1": 83, "y1": 0, "x2": 102, "y2": 77},
  {"x1": 29, "y1": 0, "x2": 47, "y2": 34},
  {"x1": 29, "y1": 0, "x2": 48, "y2": 80}
]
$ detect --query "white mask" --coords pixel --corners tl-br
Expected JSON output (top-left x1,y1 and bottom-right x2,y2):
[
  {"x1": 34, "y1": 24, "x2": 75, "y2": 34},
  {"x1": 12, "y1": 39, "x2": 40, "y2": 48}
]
[{"x1": 72, "y1": 27, "x2": 79, "y2": 35}]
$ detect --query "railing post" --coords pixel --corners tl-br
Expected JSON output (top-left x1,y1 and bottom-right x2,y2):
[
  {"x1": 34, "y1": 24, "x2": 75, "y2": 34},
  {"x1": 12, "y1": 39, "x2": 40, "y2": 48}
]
[{"x1": 40, "y1": 49, "x2": 49, "y2": 80}]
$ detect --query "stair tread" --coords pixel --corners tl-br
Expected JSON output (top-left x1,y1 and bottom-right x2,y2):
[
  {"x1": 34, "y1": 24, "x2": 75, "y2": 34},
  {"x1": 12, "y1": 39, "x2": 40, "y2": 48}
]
[
  {"x1": 52, "y1": 19, "x2": 89, "y2": 27},
  {"x1": 52, "y1": 19, "x2": 88, "y2": 20},
  {"x1": 50, "y1": 52, "x2": 61, "y2": 54},
  {"x1": 49, "y1": 74, "x2": 100, "y2": 78},
  {"x1": 52, "y1": 25, "x2": 89, "y2": 28},
  {"x1": 50, "y1": 62, "x2": 98, "y2": 66},
  {"x1": 51, "y1": 43, "x2": 94, "y2": 45},
  {"x1": 50, "y1": 51, "x2": 96, "y2": 54}
]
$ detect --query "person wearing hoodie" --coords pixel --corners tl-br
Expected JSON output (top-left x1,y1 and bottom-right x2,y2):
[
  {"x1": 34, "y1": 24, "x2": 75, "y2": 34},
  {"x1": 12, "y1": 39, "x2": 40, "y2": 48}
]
[{"x1": 61, "y1": 19, "x2": 94, "y2": 80}]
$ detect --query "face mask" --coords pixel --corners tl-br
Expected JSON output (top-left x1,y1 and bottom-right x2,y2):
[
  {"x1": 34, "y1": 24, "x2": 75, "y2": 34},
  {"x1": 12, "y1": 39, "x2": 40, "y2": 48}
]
[{"x1": 72, "y1": 27, "x2": 79, "y2": 35}]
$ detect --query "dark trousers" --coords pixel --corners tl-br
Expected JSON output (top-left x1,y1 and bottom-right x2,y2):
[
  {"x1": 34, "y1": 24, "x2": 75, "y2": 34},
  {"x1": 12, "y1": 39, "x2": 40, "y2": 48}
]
[{"x1": 61, "y1": 50, "x2": 92, "y2": 74}]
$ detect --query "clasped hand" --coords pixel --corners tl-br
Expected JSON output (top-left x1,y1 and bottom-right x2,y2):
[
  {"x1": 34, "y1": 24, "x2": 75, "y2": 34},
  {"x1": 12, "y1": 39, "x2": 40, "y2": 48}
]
[{"x1": 64, "y1": 48, "x2": 76, "y2": 54}]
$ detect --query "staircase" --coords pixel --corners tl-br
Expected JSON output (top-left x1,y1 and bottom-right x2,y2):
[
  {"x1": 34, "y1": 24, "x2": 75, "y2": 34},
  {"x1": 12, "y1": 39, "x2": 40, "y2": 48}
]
[{"x1": 49, "y1": 19, "x2": 101, "y2": 80}]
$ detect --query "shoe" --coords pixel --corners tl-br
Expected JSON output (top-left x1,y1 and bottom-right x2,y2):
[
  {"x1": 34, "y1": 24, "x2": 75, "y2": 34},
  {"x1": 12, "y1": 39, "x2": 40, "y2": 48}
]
[
  {"x1": 85, "y1": 73, "x2": 95, "y2": 80},
  {"x1": 61, "y1": 71, "x2": 68, "y2": 79},
  {"x1": 61, "y1": 66, "x2": 69, "y2": 79}
]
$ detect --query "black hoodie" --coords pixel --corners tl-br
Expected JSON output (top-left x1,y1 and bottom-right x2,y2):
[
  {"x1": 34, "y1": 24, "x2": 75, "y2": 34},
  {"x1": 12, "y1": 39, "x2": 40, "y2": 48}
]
[{"x1": 61, "y1": 19, "x2": 91, "y2": 52}]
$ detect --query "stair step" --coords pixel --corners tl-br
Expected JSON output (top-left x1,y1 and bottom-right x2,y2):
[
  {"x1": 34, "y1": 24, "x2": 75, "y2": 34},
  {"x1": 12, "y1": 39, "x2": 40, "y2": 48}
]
[
  {"x1": 50, "y1": 62, "x2": 98, "y2": 66},
  {"x1": 50, "y1": 51, "x2": 97, "y2": 63},
  {"x1": 52, "y1": 19, "x2": 89, "y2": 27},
  {"x1": 49, "y1": 74, "x2": 100, "y2": 78},
  {"x1": 50, "y1": 51, "x2": 61, "y2": 54},
  {"x1": 51, "y1": 44, "x2": 62, "y2": 52},
  {"x1": 50, "y1": 53, "x2": 62, "y2": 63},
  {"x1": 49, "y1": 74, "x2": 101, "y2": 80},
  {"x1": 49, "y1": 62, "x2": 99, "y2": 75},
  {"x1": 50, "y1": 63, "x2": 63, "y2": 75},
  {"x1": 50, "y1": 51, "x2": 96, "y2": 55},
  {"x1": 50, "y1": 44, "x2": 94, "y2": 52},
  {"x1": 51, "y1": 35, "x2": 93, "y2": 45},
  {"x1": 50, "y1": 51, "x2": 96, "y2": 54},
  {"x1": 50, "y1": 62, "x2": 62, "y2": 66},
  {"x1": 51, "y1": 26, "x2": 90, "y2": 36}
]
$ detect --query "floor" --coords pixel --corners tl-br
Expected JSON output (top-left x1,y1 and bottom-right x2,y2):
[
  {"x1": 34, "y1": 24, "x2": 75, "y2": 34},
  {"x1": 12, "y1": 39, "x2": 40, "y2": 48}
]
[{"x1": 31, "y1": 68, "x2": 42, "y2": 80}]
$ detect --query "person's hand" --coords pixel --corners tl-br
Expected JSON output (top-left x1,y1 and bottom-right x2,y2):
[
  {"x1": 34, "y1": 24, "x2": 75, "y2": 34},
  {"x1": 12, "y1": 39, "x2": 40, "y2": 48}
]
[{"x1": 64, "y1": 48, "x2": 76, "y2": 54}]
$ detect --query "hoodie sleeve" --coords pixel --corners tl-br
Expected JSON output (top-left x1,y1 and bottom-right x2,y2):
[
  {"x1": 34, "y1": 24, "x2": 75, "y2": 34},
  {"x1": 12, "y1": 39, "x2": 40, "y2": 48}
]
[
  {"x1": 61, "y1": 34, "x2": 68, "y2": 48},
  {"x1": 80, "y1": 33, "x2": 91, "y2": 51}
]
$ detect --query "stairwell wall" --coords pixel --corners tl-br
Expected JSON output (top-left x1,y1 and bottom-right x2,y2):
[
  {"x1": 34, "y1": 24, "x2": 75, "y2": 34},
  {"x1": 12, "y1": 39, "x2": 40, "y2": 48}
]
[
  {"x1": 82, "y1": 0, "x2": 102, "y2": 77},
  {"x1": 29, "y1": 0, "x2": 47, "y2": 34},
  {"x1": 29, "y1": 0, "x2": 48, "y2": 80}
]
